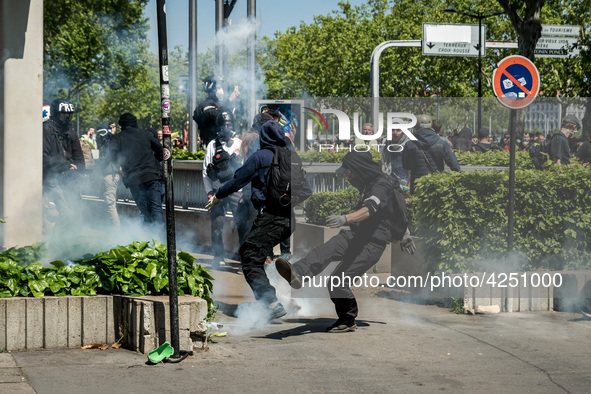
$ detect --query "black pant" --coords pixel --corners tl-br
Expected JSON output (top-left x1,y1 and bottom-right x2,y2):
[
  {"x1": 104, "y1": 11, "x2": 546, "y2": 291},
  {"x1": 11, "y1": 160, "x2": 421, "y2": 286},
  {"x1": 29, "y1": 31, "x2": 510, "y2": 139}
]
[
  {"x1": 293, "y1": 230, "x2": 386, "y2": 323},
  {"x1": 240, "y1": 212, "x2": 292, "y2": 305}
]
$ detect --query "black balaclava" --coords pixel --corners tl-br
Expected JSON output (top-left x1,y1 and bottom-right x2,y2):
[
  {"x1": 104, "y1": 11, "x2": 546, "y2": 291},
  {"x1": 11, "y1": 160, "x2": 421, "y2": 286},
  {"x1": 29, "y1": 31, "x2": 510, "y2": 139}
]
[{"x1": 341, "y1": 151, "x2": 382, "y2": 190}]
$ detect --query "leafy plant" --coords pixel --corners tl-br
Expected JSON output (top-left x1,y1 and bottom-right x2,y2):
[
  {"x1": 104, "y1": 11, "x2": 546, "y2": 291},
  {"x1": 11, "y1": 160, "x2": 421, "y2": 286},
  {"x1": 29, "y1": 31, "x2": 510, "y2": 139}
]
[
  {"x1": 171, "y1": 149, "x2": 205, "y2": 160},
  {"x1": 455, "y1": 150, "x2": 535, "y2": 169},
  {"x1": 304, "y1": 187, "x2": 359, "y2": 225},
  {"x1": 451, "y1": 297, "x2": 465, "y2": 314},
  {"x1": 0, "y1": 241, "x2": 216, "y2": 320},
  {"x1": 299, "y1": 149, "x2": 381, "y2": 164},
  {"x1": 410, "y1": 164, "x2": 591, "y2": 273}
]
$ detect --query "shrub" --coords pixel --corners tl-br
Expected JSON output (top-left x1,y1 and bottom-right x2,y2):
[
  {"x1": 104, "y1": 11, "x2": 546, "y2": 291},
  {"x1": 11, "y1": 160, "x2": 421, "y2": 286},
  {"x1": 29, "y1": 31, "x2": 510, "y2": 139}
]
[
  {"x1": 0, "y1": 241, "x2": 216, "y2": 320},
  {"x1": 304, "y1": 187, "x2": 359, "y2": 225},
  {"x1": 172, "y1": 149, "x2": 205, "y2": 160},
  {"x1": 299, "y1": 149, "x2": 382, "y2": 163},
  {"x1": 410, "y1": 164, "x2": 591, "y2": 273},
  {"x1": 454, "y1": 150, "x2": 534, "y2": 169}
]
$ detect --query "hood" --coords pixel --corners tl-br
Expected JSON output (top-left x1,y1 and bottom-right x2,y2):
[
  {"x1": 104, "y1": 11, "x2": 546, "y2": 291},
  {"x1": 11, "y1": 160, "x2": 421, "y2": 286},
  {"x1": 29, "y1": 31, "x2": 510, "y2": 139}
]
[
  {"x1": 412, "y1": 128, "x2": 441, "y2": 150},
  {"x1": 341, "y1": 151, "x2": 383, "y2": 184},
  {"x1": 118, "y1": 113, "x2": 138, "y2": 129},
  {"x1": 259, "y1": 120, "x2": 286, "y2": 149},
  {"x1": 459, "y1": 127, "x2": 472, "y2": 139}
]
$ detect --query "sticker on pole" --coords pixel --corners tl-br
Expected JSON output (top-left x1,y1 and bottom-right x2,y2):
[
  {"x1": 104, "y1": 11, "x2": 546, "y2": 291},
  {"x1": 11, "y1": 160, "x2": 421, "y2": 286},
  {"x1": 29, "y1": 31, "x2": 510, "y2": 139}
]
[{"x1": 492, "y1": 55, "x2": 540, "y2": 109}]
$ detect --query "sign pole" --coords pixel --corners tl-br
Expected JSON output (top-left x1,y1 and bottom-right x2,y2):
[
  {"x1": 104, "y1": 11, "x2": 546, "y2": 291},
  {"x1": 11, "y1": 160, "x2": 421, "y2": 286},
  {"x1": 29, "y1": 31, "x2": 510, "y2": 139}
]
[
  {"x1": 156, "y1": 0, "x2": 180, "y2": 358},
  {"x1": 507, "y1": 109, "x2": 517, "y2": 252},
  {"x1": 491, "y1": 55, "x2": 540, "y2": 254}
]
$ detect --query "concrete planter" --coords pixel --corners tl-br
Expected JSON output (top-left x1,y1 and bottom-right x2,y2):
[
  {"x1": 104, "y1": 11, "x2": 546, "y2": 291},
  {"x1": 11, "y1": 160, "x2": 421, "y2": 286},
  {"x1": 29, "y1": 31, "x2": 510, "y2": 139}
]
[{"x1": 0, "y1": 295, "x2": 207, "y2": 354}]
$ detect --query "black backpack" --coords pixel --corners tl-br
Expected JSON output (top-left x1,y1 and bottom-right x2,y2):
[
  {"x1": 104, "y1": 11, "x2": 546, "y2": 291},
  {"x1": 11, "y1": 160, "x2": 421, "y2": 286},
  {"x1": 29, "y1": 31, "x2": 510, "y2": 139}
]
[
  {"x1": 207, "y1": 139, "x2": 234, "y2": 182},
  {"x1": 529, "y1": 138, "x2": 551, "y2": 170},
  {"x1": 262, "y1": 146, "x2": 306, "y2": 212},
  {"x1": 386, "y1": 174, "x2": 411, "y2": 242}
]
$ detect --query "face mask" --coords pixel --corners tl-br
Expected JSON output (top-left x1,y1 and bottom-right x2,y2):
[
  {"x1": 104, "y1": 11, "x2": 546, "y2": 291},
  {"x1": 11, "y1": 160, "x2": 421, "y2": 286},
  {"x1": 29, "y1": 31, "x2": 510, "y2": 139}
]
[
  {"x1": 523, "y1": 141, "x2": 529, "y2": 146},
  {"x1": 347, "y1": 175, "x2": 364, "y2": 189}
]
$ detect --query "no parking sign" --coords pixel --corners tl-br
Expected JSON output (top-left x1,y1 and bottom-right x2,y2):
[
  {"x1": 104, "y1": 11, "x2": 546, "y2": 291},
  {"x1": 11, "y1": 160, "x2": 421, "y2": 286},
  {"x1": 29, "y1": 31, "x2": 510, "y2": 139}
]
[{"x1": 492, "y1": 55, "x2": 540, "y2": 109}]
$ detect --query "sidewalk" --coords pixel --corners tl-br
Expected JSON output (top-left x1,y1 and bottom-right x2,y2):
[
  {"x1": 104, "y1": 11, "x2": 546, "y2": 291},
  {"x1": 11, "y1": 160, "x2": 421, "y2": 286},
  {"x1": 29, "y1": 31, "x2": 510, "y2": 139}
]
[{"x1": 3, "y1": 258, "x2": 591, "y2": 393}]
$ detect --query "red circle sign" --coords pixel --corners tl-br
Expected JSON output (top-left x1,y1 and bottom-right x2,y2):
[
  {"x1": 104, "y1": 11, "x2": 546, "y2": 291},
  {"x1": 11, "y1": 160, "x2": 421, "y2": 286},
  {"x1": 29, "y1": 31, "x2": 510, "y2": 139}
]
[{"x1": 492, "y1": 55, "x2": 540, "y2": 109}]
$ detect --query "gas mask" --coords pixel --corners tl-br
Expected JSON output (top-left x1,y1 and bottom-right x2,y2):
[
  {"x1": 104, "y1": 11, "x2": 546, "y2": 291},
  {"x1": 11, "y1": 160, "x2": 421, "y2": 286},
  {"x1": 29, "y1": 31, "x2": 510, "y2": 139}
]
[{"x1": 50, "y1": 98, "x2": 75, "y2": 130}]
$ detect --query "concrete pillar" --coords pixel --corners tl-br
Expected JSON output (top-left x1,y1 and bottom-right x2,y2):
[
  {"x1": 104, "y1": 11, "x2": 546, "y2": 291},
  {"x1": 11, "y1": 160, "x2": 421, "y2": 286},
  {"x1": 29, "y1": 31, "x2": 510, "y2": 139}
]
[{"x1": 0, "y1": 0, "x2": 44, "y2": 248}]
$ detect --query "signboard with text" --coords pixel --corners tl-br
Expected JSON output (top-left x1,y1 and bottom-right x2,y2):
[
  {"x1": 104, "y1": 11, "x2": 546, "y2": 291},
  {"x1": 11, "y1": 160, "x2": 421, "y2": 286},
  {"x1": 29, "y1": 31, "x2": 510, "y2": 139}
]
[{"x1": 422, "y1": 23, "x2": 485, "y2": 57}]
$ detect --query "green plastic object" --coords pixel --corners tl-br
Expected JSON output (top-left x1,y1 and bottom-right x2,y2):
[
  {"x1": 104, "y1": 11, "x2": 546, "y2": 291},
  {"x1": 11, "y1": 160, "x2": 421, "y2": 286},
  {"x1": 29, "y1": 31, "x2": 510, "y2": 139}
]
[{"x1": 148, "y1": 342, "x2": 174, "y2": 364}]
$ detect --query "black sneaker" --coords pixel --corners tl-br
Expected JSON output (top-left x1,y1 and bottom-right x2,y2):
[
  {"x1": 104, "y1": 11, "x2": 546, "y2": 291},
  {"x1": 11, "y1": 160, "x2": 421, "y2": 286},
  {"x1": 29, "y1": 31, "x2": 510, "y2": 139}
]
[
  {"x1": 269, "y1": 303, "x2": 287, "y2": 319},
  {"x1": 275, "y1": 258, "x2": 302, "y2": 289},
  {"x1": 326, "y1": 320, "x2": 357, "y2": 333}
]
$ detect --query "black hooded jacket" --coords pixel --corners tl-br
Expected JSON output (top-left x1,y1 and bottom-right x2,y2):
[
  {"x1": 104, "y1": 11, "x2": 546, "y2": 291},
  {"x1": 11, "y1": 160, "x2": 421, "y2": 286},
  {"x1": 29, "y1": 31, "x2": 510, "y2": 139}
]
[
  {"x1": 341, "y1": 151, "x2": 394, "y2": 244},
  {"x1": 110, "y1": 115, "x2": 163, "y2": 187},
  {"x1": 216, "y1": 120, "x2": 312, "y2": 217},
  {"x1": 43, "y1": 120, "x2": 85, "y2": 180}
]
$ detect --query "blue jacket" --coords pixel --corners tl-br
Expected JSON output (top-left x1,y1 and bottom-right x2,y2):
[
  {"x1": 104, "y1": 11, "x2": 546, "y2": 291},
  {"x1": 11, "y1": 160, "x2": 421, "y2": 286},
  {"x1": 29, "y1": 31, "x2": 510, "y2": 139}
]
[{"x1": 216, "y1": 120, "x2": 312, "y2": 214}]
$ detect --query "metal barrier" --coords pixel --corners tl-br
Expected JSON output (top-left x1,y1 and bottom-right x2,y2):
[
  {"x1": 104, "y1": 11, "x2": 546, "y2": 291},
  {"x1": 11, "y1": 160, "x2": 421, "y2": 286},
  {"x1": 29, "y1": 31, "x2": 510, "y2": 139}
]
[{"x1": 105, "y1": 161, "x2": 506, "y2": 209}]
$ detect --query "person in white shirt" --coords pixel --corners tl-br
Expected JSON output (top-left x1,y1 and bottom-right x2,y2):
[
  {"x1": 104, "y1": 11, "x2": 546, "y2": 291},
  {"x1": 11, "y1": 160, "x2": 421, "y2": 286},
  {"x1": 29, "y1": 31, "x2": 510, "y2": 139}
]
[{"x1": 203, "y1": 111, "x2": 248, "y2": 268}]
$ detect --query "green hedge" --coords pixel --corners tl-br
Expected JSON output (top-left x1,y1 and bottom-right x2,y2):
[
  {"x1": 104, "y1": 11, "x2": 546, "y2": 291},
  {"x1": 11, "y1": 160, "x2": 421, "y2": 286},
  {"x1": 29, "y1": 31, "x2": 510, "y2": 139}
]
[
  {"x1": 304, "y1": 187, "x2": 359, "y2": 225},
  {"x1": 299, "y1": 149, "x2": 382, "y2": 163},
  {"x1": 454, "y1": 150, "x2": 534, "y2": 168},
  {"x1": 410, "y1": 165, "x2": 591, "y2": 273},
  {"x1": 172, "y1": 149, "x2": 205, "y2": 160},
  {"x1": 0, "y1": 241, "x2": 215, "y2": 320}
]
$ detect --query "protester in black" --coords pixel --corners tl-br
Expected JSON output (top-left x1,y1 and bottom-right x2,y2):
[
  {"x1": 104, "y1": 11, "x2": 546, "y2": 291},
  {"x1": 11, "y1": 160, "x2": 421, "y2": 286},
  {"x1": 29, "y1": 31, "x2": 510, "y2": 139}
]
[
  {"x1": 110, "y1": 113, "x2": 164, "y2": 226},
  {"x1": 275, "y1": 151, "x2": 415, "y2": 333},
  {"x1": 42, "y1": 98, "x2": 85, "y2": 241},
  {"x1": 206, "y1": 120, "x2": 312, "y2": 319},
  {"x1": 549, "y1": 114, "x2": 581, "y2": 166},
  {"x1": 192, "y1": 75, "x2": 242, "y2": 147}
]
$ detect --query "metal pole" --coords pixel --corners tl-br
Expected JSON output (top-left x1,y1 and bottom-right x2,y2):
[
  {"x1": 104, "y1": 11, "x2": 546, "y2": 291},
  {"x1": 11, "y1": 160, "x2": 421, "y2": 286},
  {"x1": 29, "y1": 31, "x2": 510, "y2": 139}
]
[
  {"x1": 215, "y1": 0, "x2": 223, "y2": 77},
  {"x1": 247, "y1": 0, "x2": 256, "y2": 124},
  {"x1": 156, "y1": 0, "x2": 180, "y2": 358},
  {"x1": 477, "y1": 15, "x2": 482, "y2": 135},
  {"x1": 188, "y1": 0, "x2": 198, "y2": 152},
  {"x1": 507, "y1": 109, "x2": 517, "y2": 252},
  {"x1": 76, "y1": 89, "x2": 80, "y2": 136},
  {"x1": 370, "y1": 40, "x2": 421, "y2": 127}
]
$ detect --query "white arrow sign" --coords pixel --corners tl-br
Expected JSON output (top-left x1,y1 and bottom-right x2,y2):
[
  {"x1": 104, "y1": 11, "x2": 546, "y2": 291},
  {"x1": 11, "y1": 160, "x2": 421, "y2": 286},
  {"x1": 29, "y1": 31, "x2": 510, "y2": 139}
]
[
  {"x1": 535, "y1": 37, "x2": 579, "y2": 58},
  {"x1": 422, "y1": 23, "x2": 485, "y2": 57}
]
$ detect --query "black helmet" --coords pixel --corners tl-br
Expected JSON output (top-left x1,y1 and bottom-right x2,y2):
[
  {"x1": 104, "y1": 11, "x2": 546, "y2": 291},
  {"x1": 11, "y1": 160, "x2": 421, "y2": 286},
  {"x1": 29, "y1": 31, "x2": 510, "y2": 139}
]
[
  {"x1": 202, "y1": 75, "x2": 223, "y2": 93},
  {"x1": 216, "y1": 110, "x2": 235, "y2": 139},
  {"x1": 50, "y1": 98, "x2": 75, "y2": 128}
]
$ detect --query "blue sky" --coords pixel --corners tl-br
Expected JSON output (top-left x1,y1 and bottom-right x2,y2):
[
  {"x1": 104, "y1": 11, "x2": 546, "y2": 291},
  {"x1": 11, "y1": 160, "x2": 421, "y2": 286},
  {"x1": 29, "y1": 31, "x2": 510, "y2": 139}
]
[{"x1": 144, "y1": 0, "x2": 369, "y2": 53}]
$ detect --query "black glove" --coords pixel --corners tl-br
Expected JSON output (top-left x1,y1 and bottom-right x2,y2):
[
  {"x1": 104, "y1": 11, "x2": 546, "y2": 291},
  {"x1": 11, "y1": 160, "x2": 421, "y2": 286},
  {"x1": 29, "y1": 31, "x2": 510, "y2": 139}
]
[
  {"x1": 400, "y1": 233, "x2": 417, "y2": 255},
  {"x1": 326, "y1": 215, "x2": 347, "y2": 228}
]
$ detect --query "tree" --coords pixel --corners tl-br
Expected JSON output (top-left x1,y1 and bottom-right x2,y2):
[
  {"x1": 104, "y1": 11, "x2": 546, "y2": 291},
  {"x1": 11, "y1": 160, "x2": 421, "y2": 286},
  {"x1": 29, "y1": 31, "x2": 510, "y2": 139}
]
[
  {"x1": 44, "y1": 0, "x2": 150, "y2": 101},
  {"x1": 496, "y1": 0, "x2": 546, "y2": 60}
]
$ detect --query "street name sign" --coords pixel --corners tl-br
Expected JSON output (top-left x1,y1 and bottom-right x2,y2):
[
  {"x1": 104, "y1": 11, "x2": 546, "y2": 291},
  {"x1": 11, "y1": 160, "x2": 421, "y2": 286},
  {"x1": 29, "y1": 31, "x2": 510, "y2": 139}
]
[
  {"x1": 535, "y1": 37, "x2": 579, "y2": 58},
  {"x1": 492, "y1": 55, "x2": 540, "y2": 109},
  {"x1": 422, "y1": 23, "x2": 486, "y2": 57},
  {"x1": 541, "y1": 24, "x2": 580, "y2": 37}
]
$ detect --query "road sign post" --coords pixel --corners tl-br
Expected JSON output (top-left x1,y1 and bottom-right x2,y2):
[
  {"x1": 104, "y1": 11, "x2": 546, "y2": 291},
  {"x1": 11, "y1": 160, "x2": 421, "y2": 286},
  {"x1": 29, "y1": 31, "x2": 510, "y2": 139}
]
[{"x1": 492, "y1": 55, "x2": 540, "y2": 253}]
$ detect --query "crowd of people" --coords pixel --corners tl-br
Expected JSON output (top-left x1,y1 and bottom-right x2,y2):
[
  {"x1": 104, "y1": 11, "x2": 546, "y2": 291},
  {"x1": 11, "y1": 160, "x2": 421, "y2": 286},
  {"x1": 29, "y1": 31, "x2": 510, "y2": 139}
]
[{"x1": 42, "y1": 78, "x2": 588, "y2": 331}]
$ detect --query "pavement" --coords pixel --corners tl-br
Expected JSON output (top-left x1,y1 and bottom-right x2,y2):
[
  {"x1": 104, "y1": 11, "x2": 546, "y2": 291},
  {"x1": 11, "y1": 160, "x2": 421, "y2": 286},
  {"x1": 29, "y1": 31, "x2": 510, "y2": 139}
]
[{"x1": 3, "y1": 257, "x2": 591, "y2": 393}]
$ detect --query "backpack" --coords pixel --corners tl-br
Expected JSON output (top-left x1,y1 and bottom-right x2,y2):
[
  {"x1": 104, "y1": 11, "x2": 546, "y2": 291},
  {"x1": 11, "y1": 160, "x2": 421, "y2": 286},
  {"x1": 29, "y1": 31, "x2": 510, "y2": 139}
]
[
  {"x1": 529, "y1": 138, "x2": 551, "y2": 170},
  {"x1": 207, "y1": 138, "x2": 234, "y2": 182},
  {"x1": 386, "y1": 174, "x2": 411, "y2": 242},
  {"x1": 262, "y1": 146, "x2": 306, "y2": 212}
]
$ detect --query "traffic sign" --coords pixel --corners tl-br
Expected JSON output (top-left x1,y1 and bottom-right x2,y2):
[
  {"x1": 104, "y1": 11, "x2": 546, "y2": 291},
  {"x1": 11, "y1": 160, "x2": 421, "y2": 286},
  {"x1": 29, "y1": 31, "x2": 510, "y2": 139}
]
[
  {"x1": 535, "y1": 37, "x2": 579, "y2": 58},
  {"x1": 422, "y1": 23, "x2": 485, "y2": 57},
  {"x1": 492, "y1": 55, "x2": 540, "y2": 109},
  {"x1": 541, "y1": 24, "x2": 580, "y2": 37}
]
